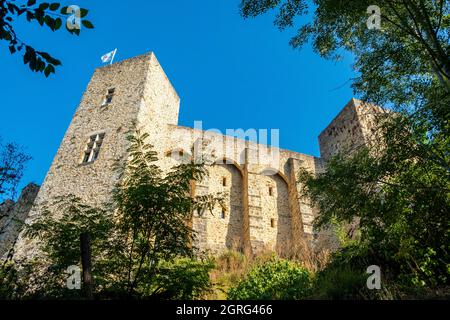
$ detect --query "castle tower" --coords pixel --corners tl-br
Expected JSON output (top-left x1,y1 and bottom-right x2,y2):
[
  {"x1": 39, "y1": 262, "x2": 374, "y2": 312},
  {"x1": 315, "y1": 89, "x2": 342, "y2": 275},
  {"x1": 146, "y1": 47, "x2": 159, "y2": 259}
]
[
  {"x1": 31, "y1": 52, "x2": 179, "y2": 209},
  {"x1": 319, "y1": 98, "x2": 385, "y2": 160},
  {"x1": 13, "y1": 52, "x2": 330, "y2": 261}
]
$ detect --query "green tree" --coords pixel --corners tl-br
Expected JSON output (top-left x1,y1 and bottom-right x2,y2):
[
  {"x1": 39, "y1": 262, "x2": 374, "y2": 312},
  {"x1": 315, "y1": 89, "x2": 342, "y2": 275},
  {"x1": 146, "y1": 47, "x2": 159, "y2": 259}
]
[
  {"x1": 16, "y1": 130, "x2": 222, "y2": 299},
  {"x1": 0, "y1": 0, "x2": 93, "y2": 76}
]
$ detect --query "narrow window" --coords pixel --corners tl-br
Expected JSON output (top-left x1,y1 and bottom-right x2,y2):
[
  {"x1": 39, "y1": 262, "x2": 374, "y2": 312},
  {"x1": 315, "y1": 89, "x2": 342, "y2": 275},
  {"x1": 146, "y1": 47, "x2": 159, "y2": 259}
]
[
  {"x1": 82, "y1": 133, "x2": 105, "y2": 164},
  {"x1": 269, "y1": 187, "x2": 273, "y2": 196},
  {"x1": 270, "y1": 218, "x2": 275, "y2": 228},
  {"x1": 222, "y1": 177, "x2": 227, "y2": 187},
  {"x1": 103, "y1": 88, "x2": 115, "y2": 105},
  {"x1": 221, "y1": 209, "x2": 226, "y2": 219}
]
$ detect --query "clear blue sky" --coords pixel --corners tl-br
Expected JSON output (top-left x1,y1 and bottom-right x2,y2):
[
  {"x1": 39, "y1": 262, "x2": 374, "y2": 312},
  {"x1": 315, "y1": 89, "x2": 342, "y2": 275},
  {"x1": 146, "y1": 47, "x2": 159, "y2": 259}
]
[{"x1": 0, "y1": 0, "x2": 355, "y2": 196}]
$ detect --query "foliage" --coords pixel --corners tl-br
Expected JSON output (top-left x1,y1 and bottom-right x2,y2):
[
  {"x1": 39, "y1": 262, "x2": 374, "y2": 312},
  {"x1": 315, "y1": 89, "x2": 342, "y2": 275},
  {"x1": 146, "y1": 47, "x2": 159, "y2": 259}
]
[
  {"x1": 0, "y1": 137, "x2": 31, "y2": 202},
  {"x1": 0, "y1": 260, "x2": 20, "y2": 299},
  {"x1": 22, "y1": 194, "x2": 115, "y2": 298},
  {"x1": 298, "y1": 114, "x2": 450, "y2": 292},
  {"x1": 240, "y1": 1, "x2": 449, "y2": 121},
  {"x1": 20, "y1": 129, "x2": 222, "y2": 299},
  {"x1": 228, "y1": 257, "x2": 312, "y2": 300},
  {"x1": 240, "y1": 0, "x2": 449, "y2": 298},
  {"x1": 110, "y1": 130, "x2": 223, "y2": 296},
  {"x1": 207, "y1": 251, "x2": 249, "y2": 299},
  {"x1": 0, "y1": 0, "x2": 94, "y2": 76},
  {"x1": 311, "y1": 264, "x2": 367, "y2": 300}
]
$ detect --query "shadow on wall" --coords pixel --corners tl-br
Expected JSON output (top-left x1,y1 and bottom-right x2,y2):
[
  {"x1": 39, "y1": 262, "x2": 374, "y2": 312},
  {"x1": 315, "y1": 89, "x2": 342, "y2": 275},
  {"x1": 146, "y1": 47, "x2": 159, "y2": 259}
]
[{"x1": 222, "y1": 163, "x2": 244, "y2": 252}]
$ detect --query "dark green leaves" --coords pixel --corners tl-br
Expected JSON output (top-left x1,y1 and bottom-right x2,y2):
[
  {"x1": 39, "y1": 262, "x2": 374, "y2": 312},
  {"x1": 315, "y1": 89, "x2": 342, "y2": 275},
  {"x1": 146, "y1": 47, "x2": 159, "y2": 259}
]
[
  {"x1": 2, "y1": 1, "x2": 94, "y2": 76},
  {"x1": 22, "y1": 46, "x2": 61, "y2": 76},
  {"x1": 80, "y1": 8, "x2": 89, "y2": 18},
  {"x1": 38, "y1": 2, "x2": 49, "y2": 11},
  {"x1": 0, "y1": 140, "x2": 31, "y2": 202}
]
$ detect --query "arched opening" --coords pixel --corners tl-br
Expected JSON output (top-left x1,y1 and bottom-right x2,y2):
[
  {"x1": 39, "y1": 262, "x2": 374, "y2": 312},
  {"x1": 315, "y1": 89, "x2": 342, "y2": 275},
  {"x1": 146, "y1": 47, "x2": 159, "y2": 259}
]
[{"x1": 259, "y1": 169, "x2": 291, "y2": 256}]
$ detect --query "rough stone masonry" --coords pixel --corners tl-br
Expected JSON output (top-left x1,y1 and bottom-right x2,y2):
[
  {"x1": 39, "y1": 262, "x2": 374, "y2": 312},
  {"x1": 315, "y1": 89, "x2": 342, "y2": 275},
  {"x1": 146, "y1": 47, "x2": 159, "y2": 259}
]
[{"x1": 4, "y1": 52, "x2": 382, "y2": 260}]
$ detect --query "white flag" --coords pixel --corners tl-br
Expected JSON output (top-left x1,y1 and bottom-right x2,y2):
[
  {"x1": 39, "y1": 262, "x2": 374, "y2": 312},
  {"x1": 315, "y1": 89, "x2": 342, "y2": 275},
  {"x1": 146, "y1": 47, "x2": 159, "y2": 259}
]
[{"x1": 101, "y1": 49, "x2": 117, "y2": 64}]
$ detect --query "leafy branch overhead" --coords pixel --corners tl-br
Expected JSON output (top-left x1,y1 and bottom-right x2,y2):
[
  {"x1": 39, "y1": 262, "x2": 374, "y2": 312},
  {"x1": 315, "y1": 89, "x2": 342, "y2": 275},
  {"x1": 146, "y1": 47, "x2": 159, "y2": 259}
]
[{"x1": 0, "y1": 0, "x2": 94, "y2": 76}]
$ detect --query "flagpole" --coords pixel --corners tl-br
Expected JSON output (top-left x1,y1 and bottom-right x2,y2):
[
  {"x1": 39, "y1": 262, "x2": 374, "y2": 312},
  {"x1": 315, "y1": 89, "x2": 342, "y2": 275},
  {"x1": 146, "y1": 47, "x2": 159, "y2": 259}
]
[{"x1": 110, "y1": 49, "x2": 117, "y2": 65}]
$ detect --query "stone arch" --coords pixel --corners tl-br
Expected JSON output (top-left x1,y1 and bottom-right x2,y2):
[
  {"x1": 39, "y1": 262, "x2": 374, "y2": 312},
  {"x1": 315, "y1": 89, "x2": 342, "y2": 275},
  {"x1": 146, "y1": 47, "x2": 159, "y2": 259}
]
[{"x1": 259, "y1": 169, "x2": 291, "y2": 256}]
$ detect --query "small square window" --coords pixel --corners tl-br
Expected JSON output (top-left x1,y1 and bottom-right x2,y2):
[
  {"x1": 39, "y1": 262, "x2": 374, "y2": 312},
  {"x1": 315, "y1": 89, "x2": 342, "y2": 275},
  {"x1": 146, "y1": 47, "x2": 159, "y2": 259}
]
[
  {"x1": 103, "y1": 88, "x2": 115, "y2": 105},
  {"x1": 82, "y1": 133, "x2": 105, "y2": 164}
]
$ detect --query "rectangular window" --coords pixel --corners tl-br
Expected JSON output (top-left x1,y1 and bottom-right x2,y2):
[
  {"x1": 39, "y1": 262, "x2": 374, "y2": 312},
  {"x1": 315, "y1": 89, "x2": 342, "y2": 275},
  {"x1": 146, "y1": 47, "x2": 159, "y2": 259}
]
[
  {"x1": 271, "y1": 218, "x2": 275, "y2": 228},
  {"x1": 82, "y1": 133, "x2": 105, "y2": 164},
  {"x1": 221, "y1": 209, "x2": 226, "y2": 219},
  {"x1": 269, "y1": 187, "x2": 273, "y2": 196},
  {"x1": 222, "y1": 177, "x2": 227, "y2": 187},
  {"x1": 103, "y1": 88, "x2": 115, "y2": 105}
]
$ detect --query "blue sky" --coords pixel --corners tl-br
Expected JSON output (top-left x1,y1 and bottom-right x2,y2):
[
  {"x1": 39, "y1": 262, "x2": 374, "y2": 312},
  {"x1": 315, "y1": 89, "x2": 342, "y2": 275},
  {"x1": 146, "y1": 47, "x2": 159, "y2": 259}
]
[{"x1": 0, "y1": 0, "x2": 356, "y2": 197}]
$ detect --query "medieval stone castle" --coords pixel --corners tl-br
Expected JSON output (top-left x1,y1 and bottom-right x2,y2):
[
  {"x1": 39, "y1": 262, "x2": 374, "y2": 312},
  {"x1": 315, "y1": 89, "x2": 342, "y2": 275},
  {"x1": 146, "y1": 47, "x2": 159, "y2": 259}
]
[{"x1": 0, "y1": 52, "x2": 382, "y2": 258}]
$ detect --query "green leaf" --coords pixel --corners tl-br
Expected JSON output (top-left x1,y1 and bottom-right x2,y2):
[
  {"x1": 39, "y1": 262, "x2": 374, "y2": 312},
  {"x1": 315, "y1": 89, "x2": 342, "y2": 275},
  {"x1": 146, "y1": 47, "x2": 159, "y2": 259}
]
[
  {"x1": 9, "y1": 45, "x2": 16, "y2": 54},
  {"x1": 27, "y1": 0, "x2": 36, "y2": 6},
  {"x1": 82, "y1": 20, "x2": 94, "y2": 29},
  {"x1": 49, "y1": 3, "x2": 60, "y2": 11},
  {"x1": 60, "y1": 6, "x2": 68, "y2": 14}
]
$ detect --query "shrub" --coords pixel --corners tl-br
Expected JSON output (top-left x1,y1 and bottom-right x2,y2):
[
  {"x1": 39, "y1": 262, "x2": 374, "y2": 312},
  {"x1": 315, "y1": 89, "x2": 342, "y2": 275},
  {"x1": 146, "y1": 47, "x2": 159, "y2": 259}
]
[{"x1": 227, "y1": 257, "x2": 312, "y2": 300}]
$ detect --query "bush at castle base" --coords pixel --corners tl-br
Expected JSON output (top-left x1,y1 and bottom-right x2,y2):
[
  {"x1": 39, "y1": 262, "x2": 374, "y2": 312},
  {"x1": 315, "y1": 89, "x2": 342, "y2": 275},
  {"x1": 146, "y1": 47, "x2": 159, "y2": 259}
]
[{"x1": 227, "y1": 258, "x2": 312, "y2": 300}]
